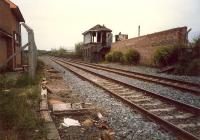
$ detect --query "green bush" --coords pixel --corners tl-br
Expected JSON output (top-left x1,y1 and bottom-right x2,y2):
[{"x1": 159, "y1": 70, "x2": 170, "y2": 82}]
[
  {"x1": 119, "y1": 55, "x2": 125, "y2": 63},
  {"x1": 153, "y1": 46, "x2": 179, "y2": 67},
  {"x1": 124, "y1": 49, "x2": 140, "y2": 64},
  {"x1": 105, "y1": 52, "x2": 113, "y2": 62},
  {"x1": 112, "y1": 51, "x2": 123, "y2": 62}
]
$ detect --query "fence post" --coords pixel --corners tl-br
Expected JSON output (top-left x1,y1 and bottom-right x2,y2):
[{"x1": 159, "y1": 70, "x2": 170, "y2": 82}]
[{"x1": 21, "y1": 23, "x2": 37, "y2": 80}]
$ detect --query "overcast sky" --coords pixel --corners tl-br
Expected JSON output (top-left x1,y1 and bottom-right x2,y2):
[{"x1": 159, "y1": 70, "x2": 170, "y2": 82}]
[{"x1": 12, "y1": 0, "x2": 200, "y2": 50}]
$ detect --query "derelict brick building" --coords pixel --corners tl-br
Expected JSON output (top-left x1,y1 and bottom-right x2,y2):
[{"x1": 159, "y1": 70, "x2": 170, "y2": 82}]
[
  {"x1": 82, "y1": 24, "x2": 113, "y2": 62},
  {"x1": 0, "y1": 0, "x2": 25, "y2": 70}
]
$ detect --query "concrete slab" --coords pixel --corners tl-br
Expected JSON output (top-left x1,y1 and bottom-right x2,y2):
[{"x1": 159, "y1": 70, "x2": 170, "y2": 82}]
[{"x1": 52, "y1": 103, "x2": 72, "y2": 112}]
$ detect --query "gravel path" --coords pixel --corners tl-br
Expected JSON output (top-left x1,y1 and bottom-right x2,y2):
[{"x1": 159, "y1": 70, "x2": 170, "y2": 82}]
[
  {"x1": 68, "y1": 62, "x2": 200, "y2": 108},
  {"x1": 41, "y1": 57, "x2": 176, "y2": 140},
  {"x1": 99, "y1": 63, "x2": 200, "y2": 85}
]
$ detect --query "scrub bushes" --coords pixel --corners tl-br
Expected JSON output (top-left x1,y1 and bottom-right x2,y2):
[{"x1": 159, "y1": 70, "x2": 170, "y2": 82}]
[
  {"x1": 105, "y1": 52, "x2": 113, "y2": 62},
  {"x1": 105, "y1": 49, "x2": 140, "y2": 64},
  {"x1": 112, "y1": 51, "x2": 123, "y2": 62},
  {"x1": 153, "y1": 46, "x2": 179, "y2": 67},
  {"x1": 124, "y1": 49, "x2": 140, "y2": 64},
  {"x1": 175, "y1": 58, "x2": 200, "y2": 75}
]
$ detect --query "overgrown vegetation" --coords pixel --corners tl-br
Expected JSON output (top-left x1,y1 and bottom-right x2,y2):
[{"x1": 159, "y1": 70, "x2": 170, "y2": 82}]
[
  {"x1": 75, "y1": 42, "x2": 84, "y2": 58},
  {"x1": 105, "y1": 52, "x2": 113, "y2": 62},
  {"x1": 105, "y1": 49, "x2": 140, "y2": 64},
  {"x1": 0, "y1": 60, "x2": 46, "y2": 140},
  {"x1": 112, "y1": 51, "x2": 123, "y2": 62},
  {"x1": 153, "y1": 35, "x2": 200, "y2": 75},
  {"x1": 124, "y1": 49, "x2": 140, "y2": 64},
  {"x1": 153, "y1": 46, "x2": 179, "y2": 67}
]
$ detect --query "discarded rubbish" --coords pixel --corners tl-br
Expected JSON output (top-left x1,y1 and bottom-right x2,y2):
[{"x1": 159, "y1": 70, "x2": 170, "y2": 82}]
[
  {"x1": 82, "y1": 119, "x2": 94, "y2": 127},
  {"x1": 61, "y1": 118, "x2": 81, "y2": 127}
]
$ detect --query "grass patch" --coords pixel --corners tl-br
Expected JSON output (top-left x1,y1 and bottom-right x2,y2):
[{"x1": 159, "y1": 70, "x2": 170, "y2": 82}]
[{"x1": 0, "y1": 59, "x2": 46, "y2": 140}]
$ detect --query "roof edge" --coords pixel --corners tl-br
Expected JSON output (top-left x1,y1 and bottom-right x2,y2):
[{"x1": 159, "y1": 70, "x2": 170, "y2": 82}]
[{"x1": 4, "y1": 0, "x2": 25, "y2": 22}]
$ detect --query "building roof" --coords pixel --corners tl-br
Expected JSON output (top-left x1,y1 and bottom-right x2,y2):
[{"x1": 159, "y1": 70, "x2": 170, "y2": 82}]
[
  {"x1": 82, "y1": 24, "x2": 112, "y2": 35},
  {"x1": 4, "y1": 0, "x2": 25, "y2": 22}
]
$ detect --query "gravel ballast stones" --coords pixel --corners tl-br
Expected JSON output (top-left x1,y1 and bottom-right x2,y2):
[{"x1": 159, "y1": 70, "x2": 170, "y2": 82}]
[{"x1": 41, "y1": 57, "x2": 176, "y2": 140}]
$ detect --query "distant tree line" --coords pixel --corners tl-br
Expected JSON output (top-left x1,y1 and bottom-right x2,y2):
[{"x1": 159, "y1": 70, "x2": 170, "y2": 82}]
[{"x1": 37, "y1": 42, "x2": 84, "y2": 59}]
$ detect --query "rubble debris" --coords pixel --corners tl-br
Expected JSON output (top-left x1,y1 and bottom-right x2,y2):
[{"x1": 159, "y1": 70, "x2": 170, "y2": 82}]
[
  {"x1": 42, "y1": 66, "x2": 115, "y2": 139},
  {"x1": 82, "y1": 119, "x2": 94, "y2": 127},
  {"x1": 49, "y1": 74, "x2": 62, "y2": 80},
  {"x1": 46, "y1": 69, "x2": 60, "y2": 73},
  {"x1": 72, "y1": 103, "x2": 82, "y2": 109},
  {"x1": 40, "y1": 111, "x2": 52, "y2": 122},
  {"x1": 101, "y1": 129, "x2": 115, "y2": 140},
  {"x1": 61, "y1": 118, "x2": 81, "y2": 127},
  {"x1": 39, "y1": 84, "x2": 61, "y2": 140},
  {"x1": 41, "y1": 80, "x2": 48, "y2": 85},
  {"x1": 41, "y1": 87, "x2": 47, "y2": 99},
  {"x1": 52, "y1": 103, "x2": 72, "y2": 112},
  {"x1": 53, "y1": 108, "x2": 97, "y2": 116},
  {"x1": 97, "y1": 112, "x2": 107, "y2": 122},
  {"x1": 158, "y1": 66, "x2": 175, "y2": 73},
  {"x1": 49, "y1": 99, "x2": 66, "y2": 105}
]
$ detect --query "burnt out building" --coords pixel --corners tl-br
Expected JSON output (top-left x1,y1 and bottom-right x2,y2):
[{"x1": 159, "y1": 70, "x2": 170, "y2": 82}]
[
  {"x1": 0, "y1": 0, "x2": 25, "y2": 70},
  {"x1": 82, "y1": 24, "x2": 112, "y2": 62},
  {"x1": 115, "y1": 32, "x2": 128, "y2": 42}
]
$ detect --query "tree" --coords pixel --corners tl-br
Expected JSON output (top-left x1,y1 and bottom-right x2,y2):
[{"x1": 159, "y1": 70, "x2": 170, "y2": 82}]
[{"x1": 75, "y1": 42, "x2": 83, "y2": 58}]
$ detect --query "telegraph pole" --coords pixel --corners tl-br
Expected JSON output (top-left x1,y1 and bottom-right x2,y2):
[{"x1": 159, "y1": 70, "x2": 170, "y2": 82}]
[{"x1": 138, "y1": 25, "x2": 140, "y2": 37}]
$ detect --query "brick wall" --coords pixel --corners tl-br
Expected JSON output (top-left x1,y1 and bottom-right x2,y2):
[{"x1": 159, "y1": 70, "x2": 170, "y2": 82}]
[
  {"x1": 111, "y1": 27, "x2": 187, "y2": 65},
  {"x1": 0, "y1": 0, "x2": 21, "y2": 69}
]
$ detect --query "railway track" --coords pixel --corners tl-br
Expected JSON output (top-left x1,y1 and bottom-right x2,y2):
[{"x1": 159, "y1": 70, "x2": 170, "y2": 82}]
[
  {"x1": 61, "y1": 58, "x2": 200, "y2": 95},
  {"x1": 51, "y1": 57, "x2": 200, "y2": 140}
]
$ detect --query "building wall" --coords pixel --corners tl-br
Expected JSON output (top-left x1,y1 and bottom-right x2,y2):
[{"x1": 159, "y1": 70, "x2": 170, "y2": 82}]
[
  {"x1": 15, "y1": 45, "x2": 21, "y2": 66},
  {"x1": 0, "y1": 0, "x2": 21, "y2": 69},
  {"x1": 84, "y1": 33, "x2": 92, "y2": 44},
  {"x1": 0, "y1": 37, "x2": 7, "y2": 65},
  {"x1": 111, "y1": 27, "x2": 187, "y2": 65}
]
